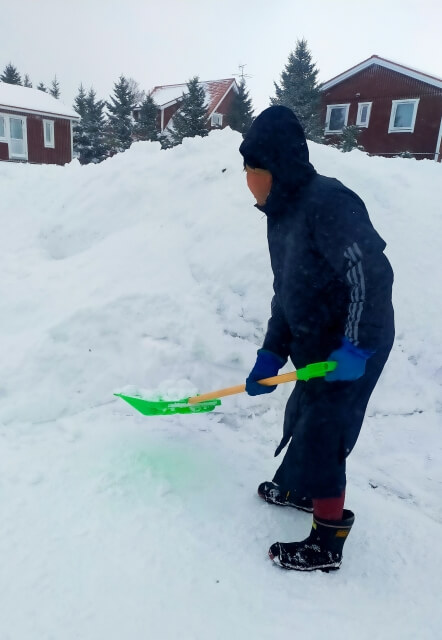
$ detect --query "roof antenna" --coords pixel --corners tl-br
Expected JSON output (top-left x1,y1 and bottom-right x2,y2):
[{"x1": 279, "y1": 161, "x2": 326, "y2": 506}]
[{"x1": 232, "y1": 64, "x2": 252, "y2": 81}]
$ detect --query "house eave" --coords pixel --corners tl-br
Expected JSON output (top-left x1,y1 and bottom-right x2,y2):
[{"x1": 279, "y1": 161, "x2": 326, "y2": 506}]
[
  {"x1": 0, "y1": 104, "x2": 79, "y2": 121},
  {"x1": 320, "y1": 56, "x2": 442, "y2": 92},
  {"x1": 160, "y1": 97, "x2": 182, "y2": 109}
]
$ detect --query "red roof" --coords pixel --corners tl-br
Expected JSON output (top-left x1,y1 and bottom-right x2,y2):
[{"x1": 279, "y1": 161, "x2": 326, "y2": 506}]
[{"x1": 149, "y1": 78, "x2": 237, "y2": 116}]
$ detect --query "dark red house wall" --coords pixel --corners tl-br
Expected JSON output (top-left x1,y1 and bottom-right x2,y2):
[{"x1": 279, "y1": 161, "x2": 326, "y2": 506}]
[
  {"x1": 27, "y1": 116, "x2": 72, "y2": 164},
  {"x1": 0, "y1": 142, "x2": 8, "y2": 160},
  {"x1": 163, "y1": 103, "x2": 181, "y2": 130},
  {"x1": 321, "y1": 65, "x2": 442, "y2": 159},
  {"x1": 0, "y1": 108, "x2": 73, "y2": 165},
  {"x1": 214, "y1": 89, "x2": 236, "y2": 129}
]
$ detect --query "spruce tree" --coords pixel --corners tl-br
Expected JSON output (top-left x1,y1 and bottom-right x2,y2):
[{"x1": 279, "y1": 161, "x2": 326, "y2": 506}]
[
  {"x1": 73, "y1": 86, "x2": 109, "y2": 164},
  {"x1": 158, "y1": 131, "x2": 175, "y2": 150},
  {"x1": 106, "y1": 75, "x2": 136, "y2": 153},
  {"x1": 37, "y1": 82, "x2": 47, "y2": 93},
  {"x1": 73, "y1": 85, "x2": 90, "y2": 162},
  {"x1": 1, "y1": 63, "x2": 22, "y2": 85},
  {"x1": 73, "y1": 84, "x2": 88, "y2": 120},
  {"x1": 170, "y1": 77, "x2": 208, "y2": 146},
  {"x1": 23, "y1": 74, "x2": 32, "y2": 88},
  {"x1": 135, "y1": 94, "x2": 159, "y2": 142},
  {"x1": 50, "y1": 76, "x2": 60, "y2": 99},
  {"x1": 84, "y1": 89, "x2": 108, "y2": 163},
  {"x1": 227, "y1": 79, "x2": 254, "y2": 136},
  {"x1": 271, "y1": 38, "x2": 322, "y2": 141},
  {"x1": 335, "y1": 125, "x2": 365, "y2": 153}
]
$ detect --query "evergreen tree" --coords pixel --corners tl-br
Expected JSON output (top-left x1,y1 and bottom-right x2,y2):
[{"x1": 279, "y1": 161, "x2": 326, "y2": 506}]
[
  {"x1": 135, "y1": 94, "x2": 160, "y2": 142},
  {"x1": 334, "y1": 125, "x2": 365, "y2": 153},
  {"x1": 227, "y1": 79, "x2": 254, "y2": 136},
  {"x1": 83, "y1": 88, "x2": 108, "y2": 163},
  {"x1": 1, "y1": 63, "x2": 22, "y2": 85},
  {"x1": 23, "y1": 74, "x2": 32, "y2": 88},
  {"x1": 73, "y1": 84, "x2": 88, "y2": 120},
  {"x1": 106, "y1": 75, "x2": 136, "y2": 153},
  {"x1": 170, "y1": 76, "x2": 209, "y2": 146},
  {"x1": 271, "y1": 38, "x2": 322, "y2": 141},
  {"x1": 73, "y1": 85, "x2": 109, "y2": 164},
  {"x1": 50, "y1": 76, "x2": 60, "y2": 99},
  {"x1": 37, "y1": 82, "x2": 47, "y2": 93},
  {"x1": 158, "y1": 131, "x2": 175, "y2": 150},
  {"x1": 73, "y1": 84, "x2": 90, "y2": 162}
]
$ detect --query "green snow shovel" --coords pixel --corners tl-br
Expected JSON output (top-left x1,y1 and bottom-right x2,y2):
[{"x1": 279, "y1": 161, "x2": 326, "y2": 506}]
[{"x1": 115, "y1": 360, "x2": 337, "y2": 417}]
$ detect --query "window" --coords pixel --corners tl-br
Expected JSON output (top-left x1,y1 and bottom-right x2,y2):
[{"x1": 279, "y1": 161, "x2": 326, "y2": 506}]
[
  {"x1": 388, "y1": 99, "x2": 419, "y2": 133},
  {"x1": 211, "y1": 112, "x2": 223, "y2": 127},
  {"x1": 0, "y1": 113, "x2": 27, "y2": 159},
  {"x1": 325, "y1": 104, "x2": 350, "y2": 134},
  {"x1": 356, "y1": 102, "x2": 372, "y2": 127},
  {"x1": 9, "y1": 118, "x2": 26, "y2": 157},
  {"x1": 43, "y1": 119, "x2": 55, "y2": 148}
]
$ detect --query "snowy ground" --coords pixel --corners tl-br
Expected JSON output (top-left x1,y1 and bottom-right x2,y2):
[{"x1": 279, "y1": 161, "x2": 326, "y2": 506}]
[{"x1": 1, "y1": 131, "x2": 441, "y2": 640}]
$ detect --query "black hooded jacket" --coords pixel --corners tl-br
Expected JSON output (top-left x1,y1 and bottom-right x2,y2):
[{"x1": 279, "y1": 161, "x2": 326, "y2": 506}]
[{"x1": 240, "y1": 106, "x2": 394, "y2": 368}]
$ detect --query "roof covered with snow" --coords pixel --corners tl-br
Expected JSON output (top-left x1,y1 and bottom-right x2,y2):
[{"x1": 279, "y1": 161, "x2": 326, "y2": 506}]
[
  {"x1": 0, "y1": 82, "x2": 78, "y2": 119},
  {"x1": 321, "y1": 55, "x2": 442, "y2": 91},
  {"x1": 148, "y1": 78, "x2": 237, "y2": 115}
]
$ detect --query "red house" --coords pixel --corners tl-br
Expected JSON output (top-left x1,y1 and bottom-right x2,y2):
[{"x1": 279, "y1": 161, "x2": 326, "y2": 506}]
[
  {"x1": 320, "y1": 56, "x2": 442, "y2": 161},
  {"x1": 134, "y1": 78, "x2": 238, "y2": 133},
  {"x1": 0, "y1": 83, "x2": 79, "y2": 165}
]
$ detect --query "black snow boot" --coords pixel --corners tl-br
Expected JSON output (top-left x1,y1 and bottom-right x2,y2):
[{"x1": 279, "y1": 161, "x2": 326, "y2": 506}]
[
  {"x1": 258, "y1": 481, "x2": 313, "y2": 513},
  {"x1": 269, "y1": 509, "x2": 355, "y2": 572}
]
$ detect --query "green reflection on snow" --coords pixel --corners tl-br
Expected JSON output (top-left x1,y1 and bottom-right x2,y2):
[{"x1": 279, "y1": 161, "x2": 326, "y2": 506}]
[{"x1": 130, "y1": 443, "x2": 203, "y2": 487}]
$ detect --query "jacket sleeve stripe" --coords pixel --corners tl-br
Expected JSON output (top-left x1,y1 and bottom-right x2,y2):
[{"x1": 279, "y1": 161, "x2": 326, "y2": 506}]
[{"x1": 344, "y1": 242, "x2": 366, "y2": 346}]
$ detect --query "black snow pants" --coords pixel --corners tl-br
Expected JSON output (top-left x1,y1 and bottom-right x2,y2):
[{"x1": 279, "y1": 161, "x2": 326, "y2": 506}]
[{"x1": 272, "y1": 341, "x2": 393, "y2": 499}]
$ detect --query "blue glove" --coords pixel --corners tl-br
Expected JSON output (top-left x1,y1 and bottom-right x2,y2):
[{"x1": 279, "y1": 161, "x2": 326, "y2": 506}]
[
  {"x1": 246, "y1": 349, "x2": 286, "y2": 396},
  {"x1": 325, "y1": 337, "x2": 374, "y2": 382}
]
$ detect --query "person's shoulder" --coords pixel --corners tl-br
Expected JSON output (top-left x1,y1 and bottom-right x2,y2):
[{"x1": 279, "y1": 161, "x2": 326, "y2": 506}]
[
  {"x1": 308, "y1": 173, "x2": 366, "y2": 210},
  {"x1": 308, "y1": 173, "x2": 353, "y2": 195}
]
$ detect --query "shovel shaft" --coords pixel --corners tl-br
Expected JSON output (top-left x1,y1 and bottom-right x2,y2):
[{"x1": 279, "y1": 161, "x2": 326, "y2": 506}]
[{"x1": 187, "y1": 371, "x2": 297, "y2": 405}]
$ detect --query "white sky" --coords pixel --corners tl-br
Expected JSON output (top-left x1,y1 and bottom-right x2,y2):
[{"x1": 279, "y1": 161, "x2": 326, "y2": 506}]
[{"x1": 2, "y1": 0, "x2": 441, "y2": 113}]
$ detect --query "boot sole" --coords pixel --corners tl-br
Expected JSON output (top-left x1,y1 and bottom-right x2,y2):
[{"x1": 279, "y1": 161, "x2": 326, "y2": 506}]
[
  {"x1": 257, "y1": 490, "x2": 313, "y2": 513},
  {"x1": 270, "y1": 552, "x2": 341, "y2": 572}
]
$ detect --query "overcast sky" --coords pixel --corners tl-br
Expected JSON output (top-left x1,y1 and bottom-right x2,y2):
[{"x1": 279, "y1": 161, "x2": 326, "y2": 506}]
[{"x1": 2, "y1": 0, "x2": 441, "y2": 114}]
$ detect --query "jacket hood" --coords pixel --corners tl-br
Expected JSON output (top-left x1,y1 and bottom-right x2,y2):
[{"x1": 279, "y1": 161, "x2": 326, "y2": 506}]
[{"x1": 239, "y1": 106, "x2": 316, "y2": 202}]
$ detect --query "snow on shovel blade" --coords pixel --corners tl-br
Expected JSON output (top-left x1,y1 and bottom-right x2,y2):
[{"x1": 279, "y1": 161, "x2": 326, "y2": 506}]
[
  {"x1": 114, "y1": 393, "x2": 221, "y2": 416},
  {"x1": 115, "y1": 362, "x2": 337, "y2": 417}
]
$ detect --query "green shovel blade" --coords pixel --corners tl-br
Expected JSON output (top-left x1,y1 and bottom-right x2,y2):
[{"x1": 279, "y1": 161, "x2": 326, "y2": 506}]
[
  {"x1": 114, "y1": 393, "x2": 221, "y2": 416},
  {"x1": 115, "y1": 360, "x2": 337, "y2": 417}
]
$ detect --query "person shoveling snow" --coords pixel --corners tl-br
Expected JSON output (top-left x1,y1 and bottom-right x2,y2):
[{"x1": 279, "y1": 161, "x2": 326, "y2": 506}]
[{"x1": 240, "y1": 106, "x2": 395, "y2": 572}]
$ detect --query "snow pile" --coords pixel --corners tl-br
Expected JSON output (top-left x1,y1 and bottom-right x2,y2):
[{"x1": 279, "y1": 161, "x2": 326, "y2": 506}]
[{"x1": 1, "y1": 130, "x2": 441, "y2": 639}]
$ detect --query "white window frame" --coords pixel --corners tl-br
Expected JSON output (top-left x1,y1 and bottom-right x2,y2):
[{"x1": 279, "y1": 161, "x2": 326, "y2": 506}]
[
  {"x1": 435, "y1": 116, "x2": 442, "y2": 162},
  {"x1": 325, "y1": 104, "x2": 350, "y2": 134},
  {"x1": 43, "y1": 119, "x2": 55, "y2": 148},
  {"x1": 0, "y1": 115, "x2": 6, "y2": 141},
  {"x1": 211, "y1": 112, "x2": 223, "y2": 127},
  {"x1": 388, "y1": 99, "x2": 419, "y2": 133},
  {"x1": 356, "y1": 102, "x2": 372, "y2": 127},
  {"x1": 0, "y1": 112, "x2": 28, "y2": 160}
]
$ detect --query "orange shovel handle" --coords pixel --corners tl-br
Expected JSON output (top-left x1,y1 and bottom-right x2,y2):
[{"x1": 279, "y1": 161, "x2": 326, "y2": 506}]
[{"x1": 187, "y1": 371, "x2": 297, "y2": 405}]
